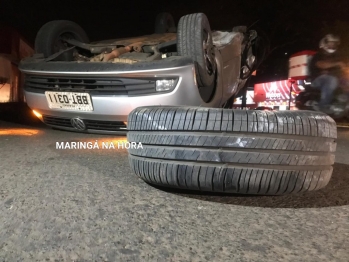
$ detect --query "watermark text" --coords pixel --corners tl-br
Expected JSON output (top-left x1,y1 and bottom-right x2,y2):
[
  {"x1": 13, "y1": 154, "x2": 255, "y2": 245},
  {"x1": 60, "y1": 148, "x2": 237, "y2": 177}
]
[{"x1": 56, "y1": 141, "x2": 143, "y2": 150}]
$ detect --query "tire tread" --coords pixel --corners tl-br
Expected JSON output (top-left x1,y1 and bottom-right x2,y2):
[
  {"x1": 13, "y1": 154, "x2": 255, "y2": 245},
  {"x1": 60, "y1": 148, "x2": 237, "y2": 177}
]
[{"x1": 127, "y1": 107, "x2": 337, "y2": 195}]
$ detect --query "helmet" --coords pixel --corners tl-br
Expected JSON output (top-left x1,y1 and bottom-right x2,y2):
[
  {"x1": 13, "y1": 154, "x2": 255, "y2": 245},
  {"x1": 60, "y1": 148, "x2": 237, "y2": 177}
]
[{"x1": 319, "y1": 34, "x2": 340, "y2": 53}]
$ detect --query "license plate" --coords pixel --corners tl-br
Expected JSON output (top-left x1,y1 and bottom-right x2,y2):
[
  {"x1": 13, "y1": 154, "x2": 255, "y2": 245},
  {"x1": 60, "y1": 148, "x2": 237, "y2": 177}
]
[{"x1": 45, "y1": 91, "x2": 93, "y2": 111}]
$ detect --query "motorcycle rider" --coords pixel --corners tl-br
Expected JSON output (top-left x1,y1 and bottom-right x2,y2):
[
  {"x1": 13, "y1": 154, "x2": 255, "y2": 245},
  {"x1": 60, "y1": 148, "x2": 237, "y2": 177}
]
[{"x1": 309, "y1": 34, "x2": 346, "y2": 112}]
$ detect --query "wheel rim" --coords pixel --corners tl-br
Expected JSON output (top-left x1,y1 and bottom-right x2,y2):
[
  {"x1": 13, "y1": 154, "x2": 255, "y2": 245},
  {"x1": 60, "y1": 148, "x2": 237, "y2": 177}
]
[
  {"x1": 53, "y1": 33, "x2": 75, "y2": 53},
  {"x1": 202, "y1": 30, "x2": 216, "y2": 76}
]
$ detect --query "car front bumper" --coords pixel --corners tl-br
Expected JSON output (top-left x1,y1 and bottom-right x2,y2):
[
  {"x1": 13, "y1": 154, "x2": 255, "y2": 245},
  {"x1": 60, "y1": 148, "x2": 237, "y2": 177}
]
[{"x1": 21, "y1": 59, "x2": 223, "y2": 134}]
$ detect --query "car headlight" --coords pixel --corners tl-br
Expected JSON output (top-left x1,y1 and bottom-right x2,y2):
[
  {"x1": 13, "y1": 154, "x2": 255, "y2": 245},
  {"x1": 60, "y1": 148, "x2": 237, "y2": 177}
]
[{"x1": 156, "y1": 79, "x2": 177, "y2": 92}]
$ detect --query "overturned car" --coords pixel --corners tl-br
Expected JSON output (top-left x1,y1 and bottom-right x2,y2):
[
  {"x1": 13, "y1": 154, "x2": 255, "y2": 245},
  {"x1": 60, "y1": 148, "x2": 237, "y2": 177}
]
[{"x1": 19, "y1": 12, "x2": 260, "y2": 133}]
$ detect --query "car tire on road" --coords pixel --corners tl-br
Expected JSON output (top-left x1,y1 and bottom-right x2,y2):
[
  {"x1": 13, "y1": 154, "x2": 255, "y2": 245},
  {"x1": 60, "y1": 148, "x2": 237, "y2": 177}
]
[
  {"x1": 155, "y1": 12, "x2": 176, "y2": 33},
  {"x1": 127, "y1": 106, "x2": 337, "y2": 195},
  {"x1": 177, "y1": 13, "x2": 216, "y2": 102},
  {"x1": 35, "y1": 20, "x2": 89, "y2": 58}
]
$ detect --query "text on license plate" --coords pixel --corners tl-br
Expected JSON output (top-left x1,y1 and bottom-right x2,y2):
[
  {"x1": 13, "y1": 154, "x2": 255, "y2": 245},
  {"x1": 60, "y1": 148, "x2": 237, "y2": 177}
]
[{"x1": 45, "y1": 91, "x2": 93, "y2": 111}]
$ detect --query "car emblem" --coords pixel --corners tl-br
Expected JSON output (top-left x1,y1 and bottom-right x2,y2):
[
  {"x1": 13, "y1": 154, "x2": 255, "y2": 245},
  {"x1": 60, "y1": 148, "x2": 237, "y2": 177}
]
[{"x1": 71, "y1": 118, "x2": 86, "y2": 130}]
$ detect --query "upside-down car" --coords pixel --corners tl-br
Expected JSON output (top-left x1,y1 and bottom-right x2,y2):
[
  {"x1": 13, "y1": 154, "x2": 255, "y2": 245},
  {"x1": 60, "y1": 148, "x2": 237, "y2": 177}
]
[{"x1": 19, "y1": 12, "x2": 261, "y2": 133}]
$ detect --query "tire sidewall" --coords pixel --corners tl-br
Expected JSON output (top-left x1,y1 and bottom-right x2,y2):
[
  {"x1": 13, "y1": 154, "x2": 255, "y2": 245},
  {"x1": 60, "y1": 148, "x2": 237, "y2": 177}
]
[{"x1": 35, "y1": 21, "x2": 89, "y2": 58}]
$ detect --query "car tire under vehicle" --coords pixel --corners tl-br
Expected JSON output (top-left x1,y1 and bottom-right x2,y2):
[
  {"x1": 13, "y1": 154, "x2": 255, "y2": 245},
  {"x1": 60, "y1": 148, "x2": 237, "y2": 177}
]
[
  {"x1": 177, "y1": 13, "x2": 216, "y2": 103},
  {"x1": 35, "y1": 20, "x2": 89, "y2": 59},
  {"x1": 127, "y1": 106, "x2": 337, "y2": 195}
]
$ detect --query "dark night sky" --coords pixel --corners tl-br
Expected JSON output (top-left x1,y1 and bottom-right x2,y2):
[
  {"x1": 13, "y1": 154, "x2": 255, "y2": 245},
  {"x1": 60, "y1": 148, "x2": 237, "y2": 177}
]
[{"x1": 2, "y1": 0, "x2": 349, "y2": 82}]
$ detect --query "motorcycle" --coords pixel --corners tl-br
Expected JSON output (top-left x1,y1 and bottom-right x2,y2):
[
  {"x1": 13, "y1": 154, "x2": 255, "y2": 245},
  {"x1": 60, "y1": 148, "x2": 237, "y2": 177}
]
[{"x1": 295, "y1": 73, "x2": 349, "y2": 120}]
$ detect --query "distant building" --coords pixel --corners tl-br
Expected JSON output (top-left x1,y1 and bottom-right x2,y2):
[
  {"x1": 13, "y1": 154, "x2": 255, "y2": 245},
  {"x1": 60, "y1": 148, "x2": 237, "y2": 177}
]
[{"x1": 0, "y1": 26, "x2": 34, "y2": 103}]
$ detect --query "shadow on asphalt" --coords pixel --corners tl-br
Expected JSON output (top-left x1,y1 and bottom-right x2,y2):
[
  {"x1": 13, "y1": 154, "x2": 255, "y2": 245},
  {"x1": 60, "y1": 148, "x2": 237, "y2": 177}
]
[{"x1": 149, "y1": 163, "x2": 349, "y2": 209}]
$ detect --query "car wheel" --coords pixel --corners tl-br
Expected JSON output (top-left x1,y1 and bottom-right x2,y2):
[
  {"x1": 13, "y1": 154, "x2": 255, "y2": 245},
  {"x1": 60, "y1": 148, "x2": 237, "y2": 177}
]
[
  {"x1": 155, "y1": 12, "x2": 176, "y2": 33},
  {"x1": 177, "y1": 13, "x2": 216, "y2": 102},
  {"x1": 127, "y1": 106, "x2": 337, "y2": 195},
  {"x1": 35, "y1": 20, "x2": 89, "y2": 59}
]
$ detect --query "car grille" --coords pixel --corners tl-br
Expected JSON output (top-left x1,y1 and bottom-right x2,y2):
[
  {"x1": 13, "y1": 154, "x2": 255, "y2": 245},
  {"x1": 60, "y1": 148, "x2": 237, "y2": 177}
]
[
  {"x1": 43, "y1": 115, "x2": 72, "y2": 127},
  {"x1": 42, "y1": 115, "x2": 127, "y2": 131},
  {"x1": 24, "y1": 76, "x2": 156, "y2": 96},
  {"x1": 84, "y1": 119, "x2": 127, "y2": 131}
]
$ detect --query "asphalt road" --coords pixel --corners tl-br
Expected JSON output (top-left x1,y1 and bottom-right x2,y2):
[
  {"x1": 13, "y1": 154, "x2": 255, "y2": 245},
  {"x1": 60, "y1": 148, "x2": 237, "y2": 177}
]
[{"x1": 0, "y1": 109, "x2": 348, "y2": 261}]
